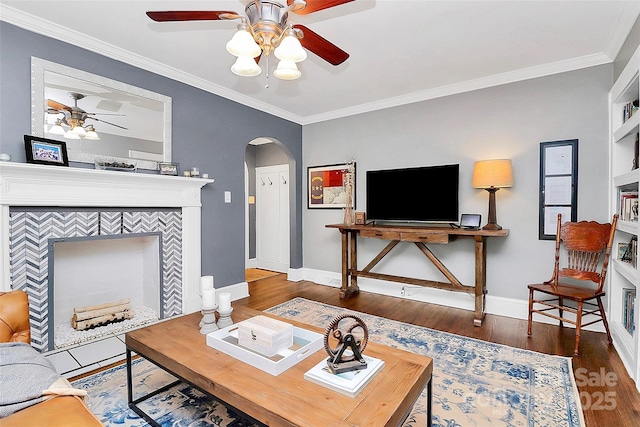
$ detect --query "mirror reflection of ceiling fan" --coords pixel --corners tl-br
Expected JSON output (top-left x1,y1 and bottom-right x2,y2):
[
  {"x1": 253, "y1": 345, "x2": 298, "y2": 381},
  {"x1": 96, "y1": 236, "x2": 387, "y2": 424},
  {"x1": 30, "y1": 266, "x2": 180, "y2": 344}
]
[
  {"x1": 47, "y1": 92, "x2": 128, "y2": 140},
  {"x1": 146, "y1": 0, "x2": 354, "y2": 81}
]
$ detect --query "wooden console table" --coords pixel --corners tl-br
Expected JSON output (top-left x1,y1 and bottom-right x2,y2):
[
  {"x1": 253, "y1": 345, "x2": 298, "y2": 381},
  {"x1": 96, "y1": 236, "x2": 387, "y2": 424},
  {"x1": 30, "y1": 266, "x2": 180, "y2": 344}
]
[{"x1": 326, "y1": 223, "x2": 509, "y2": 326}]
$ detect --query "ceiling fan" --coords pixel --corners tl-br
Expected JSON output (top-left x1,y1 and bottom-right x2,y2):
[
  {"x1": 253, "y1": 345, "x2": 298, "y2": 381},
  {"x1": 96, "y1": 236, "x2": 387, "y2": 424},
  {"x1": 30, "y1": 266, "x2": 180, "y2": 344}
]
[
  {"x1": 47, "y1": 92, "x2": 127, "y2": 140},
  {"x1": 146, "y1": 0, "x2": 354, "y2": 80}
]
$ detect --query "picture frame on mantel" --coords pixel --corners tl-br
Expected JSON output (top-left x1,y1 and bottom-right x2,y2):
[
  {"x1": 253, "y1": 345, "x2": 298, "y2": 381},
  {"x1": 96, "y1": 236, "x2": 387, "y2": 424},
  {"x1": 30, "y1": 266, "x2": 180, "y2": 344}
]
[
  {"x1": 158, "y1": 162, "x2": 180, "y2": 176},
  {"x1": 24, "y1": 135, "x2": 69, "y2": 167},
  {"x1": 307, "y1": 163, "x2": 356, "y2": 209}
]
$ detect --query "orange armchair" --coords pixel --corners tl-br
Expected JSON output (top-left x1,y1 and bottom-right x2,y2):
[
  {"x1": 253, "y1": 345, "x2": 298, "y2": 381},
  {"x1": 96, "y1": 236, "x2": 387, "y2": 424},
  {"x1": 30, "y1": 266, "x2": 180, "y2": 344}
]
[{"x1": 0, "y1": 290, "x2": 103, "y2": 426}]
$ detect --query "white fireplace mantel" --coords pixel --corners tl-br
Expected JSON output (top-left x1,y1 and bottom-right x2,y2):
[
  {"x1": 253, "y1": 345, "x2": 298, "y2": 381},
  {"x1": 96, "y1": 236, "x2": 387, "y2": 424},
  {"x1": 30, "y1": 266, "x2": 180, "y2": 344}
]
[{"x1": 0, "y1": 162, "x2": 213, "y2": 314}]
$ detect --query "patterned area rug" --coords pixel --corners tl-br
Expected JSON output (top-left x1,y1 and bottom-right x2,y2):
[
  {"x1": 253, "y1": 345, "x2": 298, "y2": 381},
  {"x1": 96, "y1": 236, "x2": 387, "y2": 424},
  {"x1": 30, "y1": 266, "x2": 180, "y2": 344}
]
[
  {"x1": 72, "y1": 357, "x2": 257, "y2": 427},
  {"x1": 268, "y1": 298, "x2": 585, "y2": 427},
  {"x1": 72, "y1": 298, "x2": 584, "y2": 427}
]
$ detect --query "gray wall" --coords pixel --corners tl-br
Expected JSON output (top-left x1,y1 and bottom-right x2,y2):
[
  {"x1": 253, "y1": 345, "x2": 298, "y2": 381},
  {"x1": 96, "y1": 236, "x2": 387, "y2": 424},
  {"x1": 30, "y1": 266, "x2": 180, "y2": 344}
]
[
  {"x1": 614, "y1": 14, "x2": 640, "y2": 81},
  {"x1": 0, "y1": 22, "x2": 303, "y2": 289},
  {"x1": 302, "y1": 65, "x2": 612, "y2": 301}
]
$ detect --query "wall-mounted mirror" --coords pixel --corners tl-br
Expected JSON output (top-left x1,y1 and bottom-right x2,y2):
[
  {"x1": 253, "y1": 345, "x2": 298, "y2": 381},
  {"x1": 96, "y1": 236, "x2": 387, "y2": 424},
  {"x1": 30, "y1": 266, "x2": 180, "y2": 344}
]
[{"x1": 31, "y1": 57, "x2": 172, "y2": 170}]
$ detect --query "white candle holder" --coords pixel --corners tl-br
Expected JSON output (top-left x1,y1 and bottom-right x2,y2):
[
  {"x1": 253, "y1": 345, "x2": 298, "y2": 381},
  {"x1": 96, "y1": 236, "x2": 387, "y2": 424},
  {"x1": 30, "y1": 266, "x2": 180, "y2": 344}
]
[
  {"x1": 217, "y1": 306, "x2": 233, "y2": 329},
  {"x1": 200, "y1": 304, "x2": 219, "y2": 334}
]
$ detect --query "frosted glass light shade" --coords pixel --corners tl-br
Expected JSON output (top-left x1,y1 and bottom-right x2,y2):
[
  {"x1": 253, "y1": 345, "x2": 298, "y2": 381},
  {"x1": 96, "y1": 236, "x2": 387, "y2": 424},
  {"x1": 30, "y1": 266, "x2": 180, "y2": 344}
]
[
  {"x1": 231, "y1": 56, "x2": 262, "y2": 77},
  {"x1": 72, "y1": 125, "x2": 87, "y2": 137},
  {"x1": 226, "y1": 29, "x2": 261, "y2": 58},
  {"x1": 64, "y1": 129, "x2": 81, "y2": 139},
  {"x1": 472, "y1": 159, "x2": 513, "y2": 188},
  {"x1": 274, "y1": 34, "x2": 306, "y2": 62},
  {"x1": 84, "y1": 127, "x2": 100, "y2": 140},
  {"x1": 273, "y1": 60, "x2": 301, "y2": 80},
  {"x1": 48, "y1": 122, "x2": 65, "y2": 135}
]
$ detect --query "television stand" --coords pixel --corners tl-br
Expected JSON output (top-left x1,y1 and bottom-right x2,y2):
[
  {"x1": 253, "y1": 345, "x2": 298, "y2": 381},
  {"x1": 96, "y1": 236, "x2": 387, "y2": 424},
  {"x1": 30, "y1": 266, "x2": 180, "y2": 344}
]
[{"x1": 326, "y1": 223, "x2": 509, "y2": 326}]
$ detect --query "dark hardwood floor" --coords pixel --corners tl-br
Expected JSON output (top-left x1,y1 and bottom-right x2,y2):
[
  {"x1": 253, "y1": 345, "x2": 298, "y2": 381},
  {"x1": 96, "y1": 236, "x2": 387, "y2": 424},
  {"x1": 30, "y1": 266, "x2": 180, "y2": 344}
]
[{"x1": 237, "y1": 273, "x2": 640, "y2": 426}]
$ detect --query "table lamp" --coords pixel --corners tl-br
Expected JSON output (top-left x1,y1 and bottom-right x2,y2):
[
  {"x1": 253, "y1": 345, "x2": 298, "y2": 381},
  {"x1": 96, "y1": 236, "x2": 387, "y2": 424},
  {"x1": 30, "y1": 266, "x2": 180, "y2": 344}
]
[{"x1": 472, "y1": 159, "x2": 513, "y2": 230}]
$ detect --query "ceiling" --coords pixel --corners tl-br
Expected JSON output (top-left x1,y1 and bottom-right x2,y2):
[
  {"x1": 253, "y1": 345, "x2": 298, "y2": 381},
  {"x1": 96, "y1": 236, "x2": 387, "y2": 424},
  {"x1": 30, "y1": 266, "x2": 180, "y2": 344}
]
[{"x1": 2, "y1": 1, "x2": 639, "y2": 125}]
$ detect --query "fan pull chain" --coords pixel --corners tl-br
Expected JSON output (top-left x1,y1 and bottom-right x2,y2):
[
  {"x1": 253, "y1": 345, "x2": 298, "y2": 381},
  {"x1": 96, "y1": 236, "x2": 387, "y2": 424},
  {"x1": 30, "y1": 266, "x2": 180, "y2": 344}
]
[{"x1": 265, "y1": 55, "x2": 270, "y2": 88}]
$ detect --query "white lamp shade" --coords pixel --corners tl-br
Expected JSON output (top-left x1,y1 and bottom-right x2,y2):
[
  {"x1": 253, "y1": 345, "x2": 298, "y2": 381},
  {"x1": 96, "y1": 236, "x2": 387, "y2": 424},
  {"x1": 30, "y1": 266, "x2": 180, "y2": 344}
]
[
  {"x1": 226, "y1": 29, "x2": 261, "y2": 58},
  {"x1": 64, "y1": 129, "x2": 81, "y2": 139},
  {"x1": 472, "y1": 159, "x2": 513, "y2": 189},
  {"x1": 84, "y1": 129, "x2": 100, "y2": 140},
  {"x1": 273, "y1": 60, "x2": 301, "y2": 80},
  {"x1": 274, "y1": 34, "x2": 307, "y2": 62},
  {"x1": 48, "y1": 123, "x2": 65, "y2": 135},
  {"x1": 72, "y1": 125, "x2": 87, "y2": 137},
  {"x1": 231, "y1": 56, "x2": 262, "y2": 77}
]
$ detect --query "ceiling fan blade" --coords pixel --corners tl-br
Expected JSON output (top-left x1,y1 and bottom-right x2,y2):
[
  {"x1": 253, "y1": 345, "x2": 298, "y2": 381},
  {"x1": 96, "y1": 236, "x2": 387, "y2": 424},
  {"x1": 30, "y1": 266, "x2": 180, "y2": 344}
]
[
  {"x1": 146, "y1": 11, "x2": 238, "y2": 22},
  {"x1": 289, "y1": 0, "x2": 354, "y2": 15},
  {"x1": 293, "y1": 25, "x2": 349, "y2": 66},
  {"x1": 47, "y1": 99, "x2": 72, "y2": 112},
  {"x1": 86, "y1": 117, "x2": 128, "y2": 130},
  {"x1": 85, "y1": 112, "x2": 126, "y2": 117}
]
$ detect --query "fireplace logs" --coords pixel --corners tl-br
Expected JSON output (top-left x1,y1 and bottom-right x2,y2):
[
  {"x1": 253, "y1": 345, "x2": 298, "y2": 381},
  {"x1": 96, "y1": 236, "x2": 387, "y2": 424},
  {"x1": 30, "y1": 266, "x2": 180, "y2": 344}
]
[{"x1": 71, "y1": 299, "x2": 133, "y2": 330}]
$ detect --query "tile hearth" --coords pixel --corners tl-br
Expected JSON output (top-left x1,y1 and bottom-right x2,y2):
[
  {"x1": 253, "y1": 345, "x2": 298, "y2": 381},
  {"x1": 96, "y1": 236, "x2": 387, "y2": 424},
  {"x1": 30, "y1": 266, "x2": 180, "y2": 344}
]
[
  {"x1": 46, "y1": 333, "x2": 128, "y2": 379},
  {"x1": 45, "y1": 315, "x2": 174, "y2": 379}
]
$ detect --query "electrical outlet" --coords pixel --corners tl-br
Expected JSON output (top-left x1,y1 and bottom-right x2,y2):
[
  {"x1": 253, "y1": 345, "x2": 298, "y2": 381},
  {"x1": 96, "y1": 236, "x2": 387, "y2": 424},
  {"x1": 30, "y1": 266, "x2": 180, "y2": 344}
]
[{"x1": 224, "y1": 191, "x2": 231, "y2": 203}]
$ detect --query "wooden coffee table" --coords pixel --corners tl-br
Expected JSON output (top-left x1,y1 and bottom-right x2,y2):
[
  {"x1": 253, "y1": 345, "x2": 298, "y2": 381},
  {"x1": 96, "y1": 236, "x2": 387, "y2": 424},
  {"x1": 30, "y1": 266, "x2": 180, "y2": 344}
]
[{"x1": 125, "y1": 306, "x2": 433, "y2": 427}]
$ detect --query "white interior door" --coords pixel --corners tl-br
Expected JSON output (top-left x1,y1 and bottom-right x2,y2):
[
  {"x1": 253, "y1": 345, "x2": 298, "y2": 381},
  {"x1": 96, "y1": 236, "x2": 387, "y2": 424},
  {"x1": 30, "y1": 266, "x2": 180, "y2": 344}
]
[{"x1": 256, "y1": 164, "x2": 290, "y2": 272}]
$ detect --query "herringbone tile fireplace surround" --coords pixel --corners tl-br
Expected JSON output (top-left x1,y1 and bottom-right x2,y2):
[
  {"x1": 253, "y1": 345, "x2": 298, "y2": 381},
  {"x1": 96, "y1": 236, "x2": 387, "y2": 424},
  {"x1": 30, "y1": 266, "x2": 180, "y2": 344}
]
[
  {"x1": 0, "y1": 163, "x2": 211, "y2": 352},
  {"x1": 9, "y1": 209, "x2": 182, "y2": 351}
]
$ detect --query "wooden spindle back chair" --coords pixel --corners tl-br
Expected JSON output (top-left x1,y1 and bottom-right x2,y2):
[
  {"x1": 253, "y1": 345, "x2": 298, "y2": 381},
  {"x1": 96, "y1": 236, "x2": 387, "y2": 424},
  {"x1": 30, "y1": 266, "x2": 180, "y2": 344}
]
[{"x1": 527, "y1": 213, "x2": 618, "y2": 355}]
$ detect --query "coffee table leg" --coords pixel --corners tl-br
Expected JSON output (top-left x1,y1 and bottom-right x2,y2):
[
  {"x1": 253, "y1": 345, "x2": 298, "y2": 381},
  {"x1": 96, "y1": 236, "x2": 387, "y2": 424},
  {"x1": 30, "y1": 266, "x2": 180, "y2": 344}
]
[
  {"x1": 427, "y1": 376, "x2": 433, "y2": 427},
  {"x1": 126, "y1": 348, "x2": 181, "y2": 427}
]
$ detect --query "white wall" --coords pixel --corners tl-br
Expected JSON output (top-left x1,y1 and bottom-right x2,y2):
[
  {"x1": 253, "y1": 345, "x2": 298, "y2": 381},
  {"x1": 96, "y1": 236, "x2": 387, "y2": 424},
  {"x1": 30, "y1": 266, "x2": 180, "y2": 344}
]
[{"x1": 302, "y1": 65, "x2": 612, "y2": 303}]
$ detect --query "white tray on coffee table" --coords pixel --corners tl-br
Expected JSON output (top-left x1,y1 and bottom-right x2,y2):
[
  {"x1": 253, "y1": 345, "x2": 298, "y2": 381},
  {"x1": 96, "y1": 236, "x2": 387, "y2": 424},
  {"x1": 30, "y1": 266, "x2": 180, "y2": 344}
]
[{"x1": 206, "y1": 323, "x2": 324, "y2": 376}]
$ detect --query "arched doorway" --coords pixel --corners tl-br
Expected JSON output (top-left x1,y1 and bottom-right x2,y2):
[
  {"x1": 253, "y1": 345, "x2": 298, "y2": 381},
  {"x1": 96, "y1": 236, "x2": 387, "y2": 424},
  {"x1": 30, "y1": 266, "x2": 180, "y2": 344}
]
[{"x1": 245, "y1": 138, "x2": 293, "y2": 274}]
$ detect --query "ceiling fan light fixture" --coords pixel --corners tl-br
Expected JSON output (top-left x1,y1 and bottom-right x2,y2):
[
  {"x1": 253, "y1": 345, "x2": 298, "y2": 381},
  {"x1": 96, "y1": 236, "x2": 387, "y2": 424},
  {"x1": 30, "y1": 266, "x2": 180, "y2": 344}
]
[
  {"x1": 48, "y1": 120, "x2": 66, "y2": 135},
  {"x1": 64, "y1": 129, "x2": 81, "y2": 139},
  {"x1": 231, "y1": 56, "x2": 262, "y2": 77},
  {"x1": 274, "y1": 31, "x2": 307, "y2": 62},
  {"x1": 273, "y1": 60, "x2": 301, "y2": 80},
  {"x1": 84, "y1": 125, "x2": 100, "y2": 140},
  {"x1": 226, "y1": 27, "x2": 261, "y2": 58},
  {"x1": 72, "y1": 125, "x2": 87, "y2": 137}
]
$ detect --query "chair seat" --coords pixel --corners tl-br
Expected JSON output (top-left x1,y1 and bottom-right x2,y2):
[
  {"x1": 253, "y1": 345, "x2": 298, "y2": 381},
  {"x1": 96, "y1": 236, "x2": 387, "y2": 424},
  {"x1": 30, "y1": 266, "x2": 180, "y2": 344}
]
[{"x1": 528, "y1": 282, "x2": 604, "y2": 301}]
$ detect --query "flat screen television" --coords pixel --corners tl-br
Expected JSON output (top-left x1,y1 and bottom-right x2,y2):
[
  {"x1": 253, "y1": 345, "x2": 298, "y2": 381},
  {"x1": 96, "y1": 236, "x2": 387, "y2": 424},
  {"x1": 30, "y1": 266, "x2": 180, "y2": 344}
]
[{"x1": 366, "y1": 164, "x2": 459, "y2": 223}]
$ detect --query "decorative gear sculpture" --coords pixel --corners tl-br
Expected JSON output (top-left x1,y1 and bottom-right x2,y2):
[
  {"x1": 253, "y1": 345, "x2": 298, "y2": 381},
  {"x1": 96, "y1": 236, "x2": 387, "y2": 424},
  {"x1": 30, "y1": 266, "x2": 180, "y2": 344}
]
[{"x1": 323, "y1": 314, "x2": 369, "y2": 374}]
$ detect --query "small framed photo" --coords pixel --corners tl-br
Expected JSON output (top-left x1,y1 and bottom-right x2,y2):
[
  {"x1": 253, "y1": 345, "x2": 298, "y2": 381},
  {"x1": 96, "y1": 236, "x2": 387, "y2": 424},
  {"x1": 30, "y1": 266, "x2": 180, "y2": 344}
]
[
  {"x1": 24, "y1": 135, "x2": 69, "y2": 166},
  {"x1": 158, "y1": 162, "x2": 179, "y2": 176}
]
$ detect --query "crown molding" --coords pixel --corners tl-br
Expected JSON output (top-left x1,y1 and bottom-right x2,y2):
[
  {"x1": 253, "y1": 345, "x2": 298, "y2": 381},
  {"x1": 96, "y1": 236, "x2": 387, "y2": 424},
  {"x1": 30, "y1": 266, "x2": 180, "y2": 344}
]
[
  {"x1": 0, "y1": 4, "x2": 305, "y2": 124},
  {"x1": 1, "y1": 3, "x2": 629, "y2": 127},
  {"x1": 299, "y1": 52, "x2": 612, "y2": 125},
  {"x1": 603, "y1": 1, "x2": 640, "y2": 61}
]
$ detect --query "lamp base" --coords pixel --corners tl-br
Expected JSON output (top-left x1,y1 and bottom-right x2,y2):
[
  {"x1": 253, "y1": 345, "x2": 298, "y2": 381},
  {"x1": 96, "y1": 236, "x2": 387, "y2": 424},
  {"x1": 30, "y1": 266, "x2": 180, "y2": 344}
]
[
  {"x1": 483, "y1": 187, "x2": 502, "y2": 231},
  {"x1": 482, "y1": 223, "x2": 503, "y2": 231}
]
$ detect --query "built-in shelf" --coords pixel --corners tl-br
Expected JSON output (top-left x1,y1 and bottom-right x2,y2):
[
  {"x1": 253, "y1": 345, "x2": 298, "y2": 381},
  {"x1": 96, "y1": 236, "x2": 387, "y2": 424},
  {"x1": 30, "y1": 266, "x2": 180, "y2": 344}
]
[
  {"x1": 609, "y1": 44, "x2": 640, "y2": 392},
  {"x1": 614, "y1": 112, "x2": 640, "y2": 142}
]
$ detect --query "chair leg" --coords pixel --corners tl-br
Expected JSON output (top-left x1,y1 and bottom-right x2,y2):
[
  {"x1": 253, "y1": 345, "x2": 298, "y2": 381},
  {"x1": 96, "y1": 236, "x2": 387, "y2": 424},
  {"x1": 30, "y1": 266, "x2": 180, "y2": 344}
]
[
  {"x1": 558, "y1": 297, "x2": 564, "y2": 328},
  {"x1": 527, "y1": 289, "x2": 534, "y2": 336},
  {"x1": 597, "y1": 297, "x2": 613, "y2": 345},
  {"x1": 574, "y1": 301, "x2": 583, "y2": 356}
]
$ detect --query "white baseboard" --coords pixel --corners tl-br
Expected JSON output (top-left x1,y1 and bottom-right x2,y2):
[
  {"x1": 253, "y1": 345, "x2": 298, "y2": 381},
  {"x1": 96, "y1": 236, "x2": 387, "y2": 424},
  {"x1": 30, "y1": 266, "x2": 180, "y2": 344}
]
[
  {"x1": 251, "y1": 259, "x2": 289, "y2": 273},
  {"x1": 220, "y1": 281, "x2": 250, "y2": 303},
  {"x1": 287, "y1": 268, "x2": 304, "y2": 282},
  {"x1": 300, "y1": 268, "x2": 606, "y2": 333}
]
